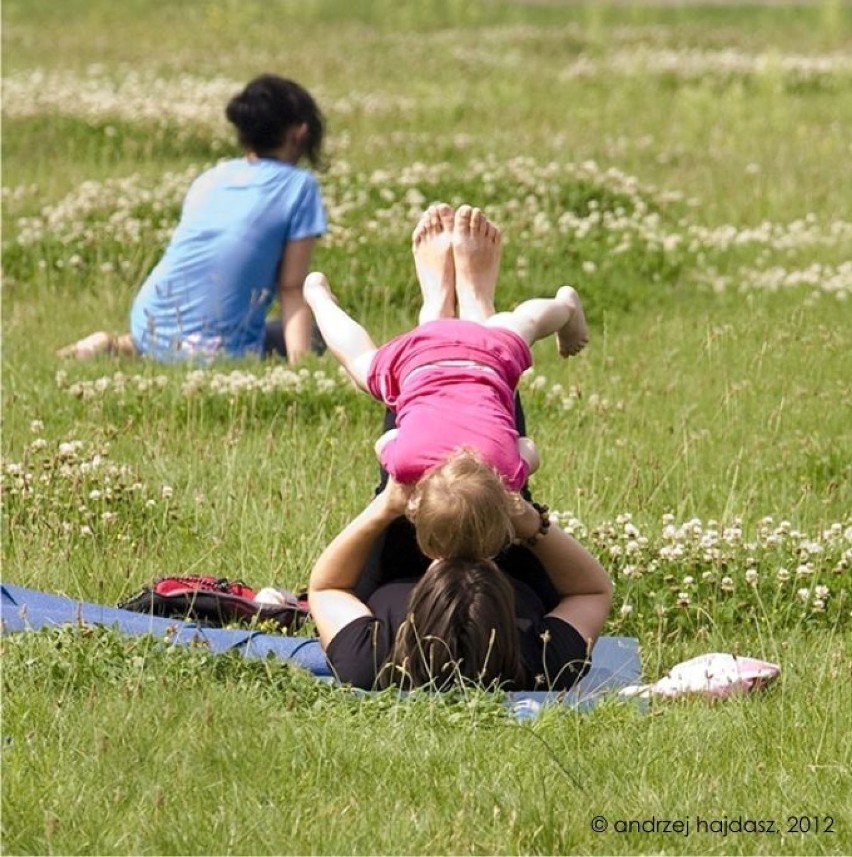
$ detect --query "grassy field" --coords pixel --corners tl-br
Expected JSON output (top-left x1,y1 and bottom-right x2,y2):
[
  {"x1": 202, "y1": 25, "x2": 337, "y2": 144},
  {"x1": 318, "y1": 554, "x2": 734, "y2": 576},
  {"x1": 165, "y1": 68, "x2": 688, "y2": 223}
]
[{"x1": 2, "y1": 1, "x2": 851, "y2": 854}]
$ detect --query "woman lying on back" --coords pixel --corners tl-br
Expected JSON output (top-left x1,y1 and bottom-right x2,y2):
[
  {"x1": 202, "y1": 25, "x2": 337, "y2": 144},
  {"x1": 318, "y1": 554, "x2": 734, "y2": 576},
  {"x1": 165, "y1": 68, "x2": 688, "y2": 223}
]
[{"x1": 308, "y1": 205, "x2": 612, "y2": 691}]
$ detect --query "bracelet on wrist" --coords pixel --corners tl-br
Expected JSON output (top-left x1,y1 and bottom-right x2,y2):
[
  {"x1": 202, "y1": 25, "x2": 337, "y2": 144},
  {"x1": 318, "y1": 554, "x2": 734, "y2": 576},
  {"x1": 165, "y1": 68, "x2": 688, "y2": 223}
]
[{"x1": 521, "y1": 502, "x2": 551, "y2": 547}]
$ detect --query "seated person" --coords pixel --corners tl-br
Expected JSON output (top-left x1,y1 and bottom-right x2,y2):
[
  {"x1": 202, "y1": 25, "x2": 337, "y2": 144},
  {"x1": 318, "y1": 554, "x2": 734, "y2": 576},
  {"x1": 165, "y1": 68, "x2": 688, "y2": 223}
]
[{"x1": 59, "y1": 74, "x2": 327, "y2": 364}]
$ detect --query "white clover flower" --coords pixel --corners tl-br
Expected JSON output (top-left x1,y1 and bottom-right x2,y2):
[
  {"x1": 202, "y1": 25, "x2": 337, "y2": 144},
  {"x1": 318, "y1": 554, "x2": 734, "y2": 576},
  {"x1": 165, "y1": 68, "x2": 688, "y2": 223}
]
[
  {"x1": 160, "y1": 485, "x2": 173, "y2": 500},
  {"x1": 777, "y1": 567, "x2": 790, "y2": 583},
  {"x1": 811, "y1": 599, "x2": 826, "y2": 612},
  {"x1": 745, "y1": 569, "x2": 759, "y2": 586},
  {"x1": 720, "y1": 576, "x2": 735, "y2": 592},
  {"x1": 619, "y1": 603, "x2": 633, "y2": 617},
  {"x1": 29, "y1": 420, "x2": 44, "y2": 434},
  {"x1": 659, "y1": 543, "x2": 685, "y2": 560},
  {"x1": 797, "y1": 588, "x2": 810, "y2": 603},
  {"x1": 676, "y1": 591, "x2": 690, "y2": 607},
  {"x1": 88, "y1": 490, "x2": 102, "y2": 501},
  {"x1": 80, "y1": 525, "x2": 93, "y2": 537},
  {"x1": 814, "y1": 585, "x2": 830, "y2": 600}
]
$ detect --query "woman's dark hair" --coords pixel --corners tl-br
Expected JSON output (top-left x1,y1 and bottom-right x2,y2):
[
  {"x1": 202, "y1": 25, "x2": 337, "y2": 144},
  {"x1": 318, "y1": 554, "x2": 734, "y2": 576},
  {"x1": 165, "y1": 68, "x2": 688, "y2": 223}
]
[
  {"x1": 380, "y1": 559, "x2": 524, "y2": 691},
  {"x1": 225, "y1": 74, "x2": 325, "y2": 167}
]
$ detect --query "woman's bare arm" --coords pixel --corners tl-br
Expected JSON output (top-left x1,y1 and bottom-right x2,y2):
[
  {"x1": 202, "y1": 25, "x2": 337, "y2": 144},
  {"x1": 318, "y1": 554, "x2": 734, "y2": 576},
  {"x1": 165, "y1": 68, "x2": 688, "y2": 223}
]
[
  {"x1": 278, "y1": 236, "x2": 317, "y2": 363},
  {"x1": 512, "y1": 500, "x2": 613, "y2": 644},
  {"x1": 308, "y1": 479, "x2": 411, "y2": 649}
]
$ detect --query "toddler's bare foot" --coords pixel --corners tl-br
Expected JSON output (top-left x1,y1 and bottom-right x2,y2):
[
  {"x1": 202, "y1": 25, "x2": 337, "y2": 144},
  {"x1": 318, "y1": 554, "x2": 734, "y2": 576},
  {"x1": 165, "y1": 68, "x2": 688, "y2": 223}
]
[
  {"x1": 56, "y1": 331, "x2": 114, "y2": 360},
  {"x1": 303, "y1": 271, "x2": 336, "y2": 309},
  {"x1": 453, "y1": 205, "x2": 502, "y2": 322},
  {"x1": 555, "y1": 285, "x2": 589, "y2": 357},
  {"x1": 412, "y1": 203, "x2": 455, "y2": 323}
]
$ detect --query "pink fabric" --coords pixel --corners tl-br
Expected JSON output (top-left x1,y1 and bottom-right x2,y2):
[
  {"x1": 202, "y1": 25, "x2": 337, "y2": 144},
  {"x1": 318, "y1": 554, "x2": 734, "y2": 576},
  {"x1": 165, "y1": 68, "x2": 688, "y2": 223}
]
[
  {"x1": 367, "y1": 319, "x2": 533, "y2": 488},
  {"x1": 618, "y1": 653, "x2": 781, "y2": 699}
]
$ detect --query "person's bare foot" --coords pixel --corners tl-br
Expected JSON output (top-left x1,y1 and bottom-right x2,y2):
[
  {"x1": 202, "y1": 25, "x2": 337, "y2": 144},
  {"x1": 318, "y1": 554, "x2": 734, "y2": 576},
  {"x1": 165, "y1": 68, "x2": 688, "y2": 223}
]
[
  {"x1": 303, "y1": 271, "x2": 336, "y2": 308},
  {"x1": 555, "y1": 285, "x2": 589, "y2": 357},
  {"x1": 452, "y1": 205, "x2": 501, "y2": 322},
  {"x1": 412, "y1": 203, "x2": 455, "y2": 324},
  {"x1": 56, "y1": 331, "x2": 114, "y2": 360}
]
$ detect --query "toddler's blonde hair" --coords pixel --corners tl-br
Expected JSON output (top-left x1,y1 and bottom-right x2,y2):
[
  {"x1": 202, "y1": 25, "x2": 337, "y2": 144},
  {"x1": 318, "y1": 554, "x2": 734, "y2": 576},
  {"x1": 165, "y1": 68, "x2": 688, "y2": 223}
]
[{"x1": 407, "y1": 448, "x2": 515, "y2": 561}]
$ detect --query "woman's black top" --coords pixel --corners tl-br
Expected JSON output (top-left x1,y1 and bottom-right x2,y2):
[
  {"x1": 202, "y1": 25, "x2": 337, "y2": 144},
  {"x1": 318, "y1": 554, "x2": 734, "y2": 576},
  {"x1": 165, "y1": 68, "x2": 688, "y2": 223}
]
[{"x1": 327, "y1": 517, "x2": 592, "y2": 691}]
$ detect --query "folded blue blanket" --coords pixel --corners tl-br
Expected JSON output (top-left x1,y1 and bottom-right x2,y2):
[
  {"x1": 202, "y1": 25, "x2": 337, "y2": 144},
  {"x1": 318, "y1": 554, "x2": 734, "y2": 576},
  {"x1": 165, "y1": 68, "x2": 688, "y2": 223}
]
[{"x1": 1, "y1": 582, "x2": 640, "y2": 712}]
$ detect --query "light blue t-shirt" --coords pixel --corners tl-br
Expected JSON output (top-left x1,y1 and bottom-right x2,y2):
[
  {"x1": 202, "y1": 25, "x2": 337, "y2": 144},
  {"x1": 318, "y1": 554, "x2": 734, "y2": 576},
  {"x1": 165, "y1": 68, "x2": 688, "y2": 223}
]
[{"x1": 130, "y1": 158, "x2": 326, "y2": 361}]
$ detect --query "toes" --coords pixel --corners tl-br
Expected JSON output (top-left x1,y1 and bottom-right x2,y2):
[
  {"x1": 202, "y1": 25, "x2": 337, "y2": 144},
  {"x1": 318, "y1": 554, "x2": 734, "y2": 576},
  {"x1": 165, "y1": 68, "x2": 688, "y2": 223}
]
[
  {"x1": 454, "y1": 204, "x2": 473, "y2": 235},
  {"x1": 414, "y1": 203, "x2": 456, "y2": 252},
  {"x1": 435, "y1": 202, "x2": 454, "y2": 233},
  {"x1": 412, "y1": 207, "x2": 435, "y2": 246},
  {"x1": 484, "y1": 217, "x2": 502, "y2": 245}
]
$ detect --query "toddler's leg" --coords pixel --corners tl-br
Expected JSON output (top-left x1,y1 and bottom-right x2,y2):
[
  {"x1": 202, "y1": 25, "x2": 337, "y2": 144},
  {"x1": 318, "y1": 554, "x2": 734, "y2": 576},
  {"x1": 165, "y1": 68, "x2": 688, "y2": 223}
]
[
  {"x1": 374, "y1": 428, "x2": 398, "y2": 460},
  {"x1": 517, "y1": 436, "x2": 540, "y2": 475},
  {"x1": 303, "y1": 272, "x2": 377, "y2": 389},
  {"x1": 486, "y1": 285, "x2": 588, "y2": 357}
]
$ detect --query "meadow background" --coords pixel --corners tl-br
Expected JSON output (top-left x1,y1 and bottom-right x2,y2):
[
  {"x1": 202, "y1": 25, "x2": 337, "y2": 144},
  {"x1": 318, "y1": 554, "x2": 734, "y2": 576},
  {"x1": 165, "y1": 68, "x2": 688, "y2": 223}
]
[{"x1": 2, "y1": 1, "x2": 851, "y2": 854}]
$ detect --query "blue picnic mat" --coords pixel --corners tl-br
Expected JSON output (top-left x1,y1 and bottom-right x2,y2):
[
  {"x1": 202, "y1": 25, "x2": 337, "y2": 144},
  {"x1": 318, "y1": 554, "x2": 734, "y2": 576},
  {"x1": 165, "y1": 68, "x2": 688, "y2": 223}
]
[{"x1": 1, "y1": 582, "x2": 640, "y2": 712}]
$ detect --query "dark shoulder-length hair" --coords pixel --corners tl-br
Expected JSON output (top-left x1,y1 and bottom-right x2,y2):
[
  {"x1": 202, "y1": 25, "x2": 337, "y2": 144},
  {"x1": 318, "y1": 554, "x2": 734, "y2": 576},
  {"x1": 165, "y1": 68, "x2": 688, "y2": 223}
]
[
  {"x1": 225, "y1": 73, "x2": 325, "y2": 167},
  {"x1": 379, "y1": 558, "x2": 524, "y2": 691}
]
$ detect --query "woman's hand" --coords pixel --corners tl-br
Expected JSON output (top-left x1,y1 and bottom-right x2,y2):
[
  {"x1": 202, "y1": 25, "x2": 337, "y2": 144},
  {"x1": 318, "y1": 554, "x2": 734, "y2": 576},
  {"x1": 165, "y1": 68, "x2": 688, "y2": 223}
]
[
  {"x1": 309, "y1": 481, "x2": 410, "y2": 649},
  {"x1": 509, "y1": 494, "x2": 545, "y2": 543},
  {"x1": 375, "y1": 476, "x2": 412, "y2": 520}
]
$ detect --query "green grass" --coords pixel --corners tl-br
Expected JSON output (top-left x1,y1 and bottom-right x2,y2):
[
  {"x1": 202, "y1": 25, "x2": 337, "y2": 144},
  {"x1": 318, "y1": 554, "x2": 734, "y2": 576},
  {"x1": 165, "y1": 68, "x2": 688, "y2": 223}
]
[
  {"x1": 2, "y1": 1, "x2": 851, "y2": 854},
  {"x1": 3, "y1": 625, "x2": 850, "y2": 855}
]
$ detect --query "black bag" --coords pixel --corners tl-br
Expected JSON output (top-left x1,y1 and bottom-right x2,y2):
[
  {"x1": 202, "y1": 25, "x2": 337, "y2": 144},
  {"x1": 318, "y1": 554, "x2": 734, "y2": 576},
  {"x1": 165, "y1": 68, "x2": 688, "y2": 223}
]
[{"x1": 118, "y1": 575, "x2": 310, "y2": 632}]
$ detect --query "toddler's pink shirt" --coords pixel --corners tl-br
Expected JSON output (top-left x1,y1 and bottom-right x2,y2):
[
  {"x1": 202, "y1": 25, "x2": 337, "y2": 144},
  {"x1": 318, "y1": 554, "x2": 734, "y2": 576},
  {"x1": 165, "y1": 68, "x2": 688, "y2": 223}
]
[{"x1": 366, "y1": 319, "x2": 532, "y2": 489}]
